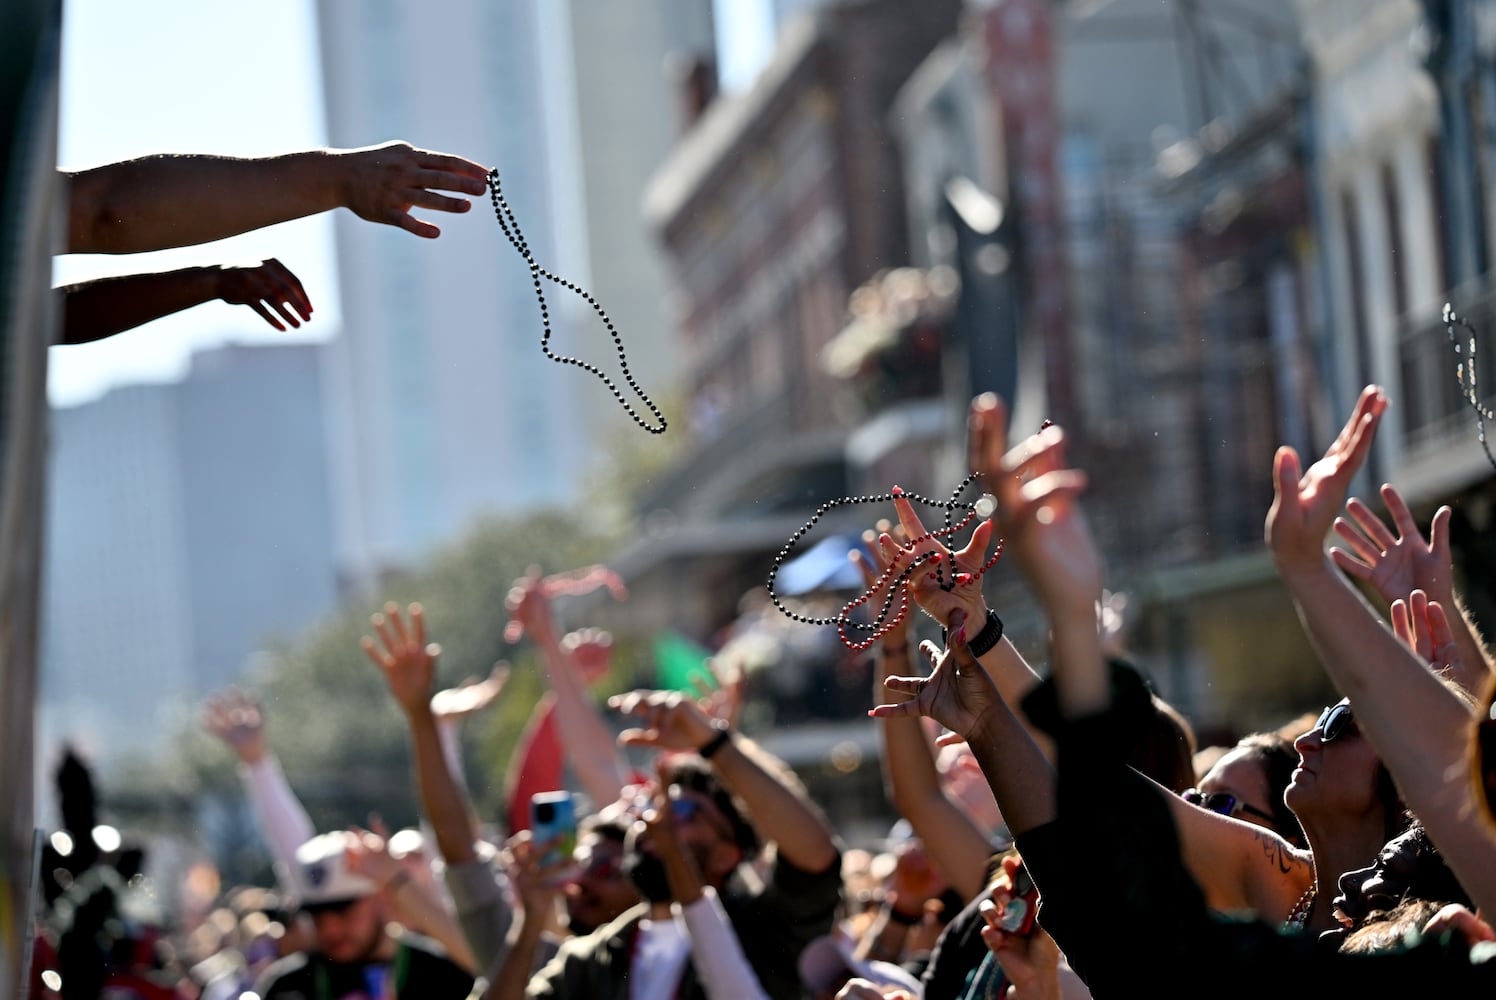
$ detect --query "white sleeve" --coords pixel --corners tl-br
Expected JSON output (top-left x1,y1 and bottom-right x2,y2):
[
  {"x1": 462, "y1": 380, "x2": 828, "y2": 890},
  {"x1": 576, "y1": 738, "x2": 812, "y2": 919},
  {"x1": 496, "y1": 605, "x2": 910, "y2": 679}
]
[
  {"x1": 239, "y1": 754, "x2": 316, "y2": 890},
  {"x1": 437, "y1": 717, "x2": 469, "y2": 795},
  {"x1": 676, "y1": 887, "x2": 771, "y2": 1000}
]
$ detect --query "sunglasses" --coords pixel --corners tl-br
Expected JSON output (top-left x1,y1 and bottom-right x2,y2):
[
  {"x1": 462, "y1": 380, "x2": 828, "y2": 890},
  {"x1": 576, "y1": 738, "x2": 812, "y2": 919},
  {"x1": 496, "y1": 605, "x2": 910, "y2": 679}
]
[
  {"x1": 1181, "y1": 788, "x2": 1278, "y2": 825},
  {"x1": 575, "y1": 853, "x2": 623, "y2": 881},
  {"x1": 1314, "y1": 702, "x2": 1357, "y2": 743},
  {"x1": 670, "y1": 795, "x2": 733, "y2": 840}
]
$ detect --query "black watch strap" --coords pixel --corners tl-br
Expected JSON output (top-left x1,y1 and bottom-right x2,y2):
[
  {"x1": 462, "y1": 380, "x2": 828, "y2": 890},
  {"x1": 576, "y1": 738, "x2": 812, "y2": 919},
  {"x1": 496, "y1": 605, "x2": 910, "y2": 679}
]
[
  {"x1": 698, "y1": 722, "x2": 732, "y2": 759},
  {"x1": 966, "y1": 608, "x2": 1005, "y2": 658}
]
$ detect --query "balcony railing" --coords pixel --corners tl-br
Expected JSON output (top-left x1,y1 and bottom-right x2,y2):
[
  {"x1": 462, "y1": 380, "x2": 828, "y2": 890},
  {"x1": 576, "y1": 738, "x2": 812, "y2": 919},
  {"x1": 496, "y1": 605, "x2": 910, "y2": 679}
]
[{"x1": 1398, "y1": 284, "x2": 1496, "y2": 458}]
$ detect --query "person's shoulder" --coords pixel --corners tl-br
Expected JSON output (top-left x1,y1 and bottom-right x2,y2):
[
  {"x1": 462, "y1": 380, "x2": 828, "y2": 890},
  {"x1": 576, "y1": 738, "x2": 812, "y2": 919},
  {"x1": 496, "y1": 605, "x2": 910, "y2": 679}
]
[
  {"x1": 252, "y1": 951, "x2": 314, "y2": 997},
  {"x1": 395, "y1": 934, "x2": 477, "y2": 994}
]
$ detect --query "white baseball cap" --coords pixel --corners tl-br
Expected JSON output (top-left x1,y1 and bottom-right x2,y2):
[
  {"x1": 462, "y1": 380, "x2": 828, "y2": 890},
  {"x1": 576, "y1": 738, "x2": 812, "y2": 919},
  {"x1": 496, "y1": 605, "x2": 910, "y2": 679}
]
[{"x1": 294, "y1": 832, "x2": 376, "y2": 909}]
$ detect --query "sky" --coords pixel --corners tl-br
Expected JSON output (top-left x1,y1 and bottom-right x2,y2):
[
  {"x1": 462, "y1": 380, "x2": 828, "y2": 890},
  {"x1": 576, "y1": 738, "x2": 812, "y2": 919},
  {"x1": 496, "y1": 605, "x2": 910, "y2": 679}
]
[{"x1": 50, "y1": 0, "x2": 776, "y2": 410}]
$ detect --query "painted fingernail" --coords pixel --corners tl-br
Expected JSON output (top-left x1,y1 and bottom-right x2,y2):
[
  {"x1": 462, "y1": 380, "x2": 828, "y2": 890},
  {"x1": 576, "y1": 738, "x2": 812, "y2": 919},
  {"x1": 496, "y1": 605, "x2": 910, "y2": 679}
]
[
  {"x1": 953, "y1": 626, "x2": 966, "y2": 644},
  {"x1": 956, "y1": 573, "x2": 973, "y2": 585},
  {"x1": 930, "y1": 553, "x2": 943, "y2": 564}
]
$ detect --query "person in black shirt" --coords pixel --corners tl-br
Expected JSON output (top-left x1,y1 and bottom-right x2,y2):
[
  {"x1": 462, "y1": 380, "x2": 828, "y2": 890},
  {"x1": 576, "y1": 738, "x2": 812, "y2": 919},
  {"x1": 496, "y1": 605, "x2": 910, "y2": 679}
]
[{"x1": 255, "y1": 831, "x2": 473, "y2": 1000}]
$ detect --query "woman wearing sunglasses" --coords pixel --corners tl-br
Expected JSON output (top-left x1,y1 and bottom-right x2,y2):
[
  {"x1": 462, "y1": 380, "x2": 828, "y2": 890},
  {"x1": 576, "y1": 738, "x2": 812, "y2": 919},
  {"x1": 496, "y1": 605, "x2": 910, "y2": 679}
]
[
  {"x1": 907, "y1": 392, "x2": 1409, "y2": 940},
  {"x1": 881, "y1": 403, "x2": 1496, "y2": 995},
  {"x1": 1266, "y1": 384, "x2": 1496, "y2": 920},
  {"x1": 1186, "y1": 730, "x2": 1303, "y2": 847}
]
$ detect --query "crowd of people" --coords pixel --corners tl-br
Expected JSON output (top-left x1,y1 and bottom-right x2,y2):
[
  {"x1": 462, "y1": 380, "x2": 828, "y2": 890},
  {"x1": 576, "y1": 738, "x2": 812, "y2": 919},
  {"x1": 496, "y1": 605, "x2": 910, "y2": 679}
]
[
  {"x1": 36, "y1": 135, "x2": 1496, "y2": 999},
  {"x1": 29, "y1": 382, "x2": 1496, "y2": 998}
]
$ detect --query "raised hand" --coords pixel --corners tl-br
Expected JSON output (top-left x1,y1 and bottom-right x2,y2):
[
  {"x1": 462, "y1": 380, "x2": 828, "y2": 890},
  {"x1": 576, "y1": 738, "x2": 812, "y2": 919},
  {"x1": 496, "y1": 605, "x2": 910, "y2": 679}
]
[
  {"x1": 869, "y1": 620, "x2": 1002, "y2": 741},
  {"x1": 1332, "y1": 484, "x2": 1454, "y2": 606},
  {"x1": 609, "y1": 690, "x2": 719, "y2": 752},
  {"x1": 214, "y1": 258, "x2": 312, "y2": 331},
  {"x1": 502, "y1": 829, "x2": 568, "y2": 913},
  {"x1": 885, "y1": 839, "x2": 947, "y2": 919},
  {"x1": 430, "y1": 662, "x2": 510, "y2": 722},
  {"x1": 338, "y1": 141, "x2": 490, "y2": 239},
  {"x1": 1267, "y1": 385, "x2": 1387, "y2": 576},
  {"x1": 361, "y1": 602, "x2": 441, "y2": 717},
  {"x1": 560, "y1": 627, "x2": 614, "y2": 686},
  {"x1": 979, "y1": 856, "x2": 1062, "y2": 1000},
  {"x1": 886, "y1": 493, "x2": 996, "y2": 632},
  {"x1": 1390, "y1": 590, "x2": 1462, "y2": 677},
  {"x1": 692, "y1": 656, "x2": 746, "y2": 731},
  {"x1": 505, "y1": 565, "x2": 628, "y2": 644},
  {"x1": 344, "y1": 826, "x2": 402, "y2": 889},
  {"x1": 201, "y1": 688, "x2": 269, "y2": 765},
  {"x1": 851, "y1": 522, "x2": 916, "y2": 653}
]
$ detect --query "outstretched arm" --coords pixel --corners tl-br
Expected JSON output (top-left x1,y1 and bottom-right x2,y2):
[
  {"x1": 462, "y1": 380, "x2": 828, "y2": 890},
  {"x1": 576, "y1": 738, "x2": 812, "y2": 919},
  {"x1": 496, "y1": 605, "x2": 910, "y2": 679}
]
[
  {"x1": 610, "y1": 691, "x2": 839, "y2": 874},
  {"x1": 65, "y1": 141, "x2": 489, "y2": 253},
  {"x1": 1266, "y1": 387, "x2": 1496, "y2": 915},
  {"x1": 857, "y1": 529, "x2": 998, "y2": 903},
  {"x1": 346, "y1": 827, "x2": 479, "y2": 974},
  {"x1": 1331, "y1": 482, "x2": 1492, "y2": 693},
  {"x1": 506, "y1": 573, "x2": 630, "y2": 810},
  {"x1": 361, "y1": 602, "x2": 481, "y2": 866},
  {"x1": 59, "y1": 260, "x2": 312, "y2": 344},
  {"x1": 201, "y1": 689, "x2": 315, "y2": 887}
]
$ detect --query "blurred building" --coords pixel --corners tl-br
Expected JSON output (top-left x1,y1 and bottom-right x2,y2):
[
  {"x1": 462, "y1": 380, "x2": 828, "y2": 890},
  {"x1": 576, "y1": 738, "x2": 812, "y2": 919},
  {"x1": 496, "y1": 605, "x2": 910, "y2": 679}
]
[
  {"x1": 41, "y1": 343, "x2": 338, "y2": 769},
  {"x1": 314, "y1": 0, "x2": 713, "y2": 590},
  {"x1": 1298, "y1": 0, "x2": 1496, "y2": 629},
  {"x1": 583, "y1": 0, "x2": 961, "y2": 840},
  {"x1": 609, "y1": 0, "x2": 962, "y2": 633}
]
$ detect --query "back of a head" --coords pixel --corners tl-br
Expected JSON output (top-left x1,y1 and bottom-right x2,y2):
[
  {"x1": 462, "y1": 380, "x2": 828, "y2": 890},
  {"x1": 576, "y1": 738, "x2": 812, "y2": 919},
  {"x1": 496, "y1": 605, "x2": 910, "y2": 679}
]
[
  {"x1": 1111, "y1": 659, "x2": 1197, "y2": 794},
  {"x1": 663, "y1": 756, "x2": 761, "y2": 855}
]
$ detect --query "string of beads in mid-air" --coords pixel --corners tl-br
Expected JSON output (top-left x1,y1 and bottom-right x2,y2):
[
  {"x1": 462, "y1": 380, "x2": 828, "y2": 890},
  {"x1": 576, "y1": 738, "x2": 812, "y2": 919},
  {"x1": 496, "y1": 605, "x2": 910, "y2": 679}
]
[{"x1": 488, "y1": 167, "x2": 667, "y2": 435}]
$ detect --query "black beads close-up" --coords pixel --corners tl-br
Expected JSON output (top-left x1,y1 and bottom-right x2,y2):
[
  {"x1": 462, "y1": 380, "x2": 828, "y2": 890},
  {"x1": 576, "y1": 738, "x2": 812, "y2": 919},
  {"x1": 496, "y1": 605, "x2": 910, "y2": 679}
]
[{"x1": 488, "y1": 167, "x2": 667, "y2": 435}]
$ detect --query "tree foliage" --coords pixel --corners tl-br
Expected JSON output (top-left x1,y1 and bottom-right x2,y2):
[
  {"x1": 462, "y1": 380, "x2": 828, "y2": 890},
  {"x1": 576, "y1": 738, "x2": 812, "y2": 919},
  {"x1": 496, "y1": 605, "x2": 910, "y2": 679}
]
[{"x1": 170, "y1": 506, "x2": 616, "y2": 837}]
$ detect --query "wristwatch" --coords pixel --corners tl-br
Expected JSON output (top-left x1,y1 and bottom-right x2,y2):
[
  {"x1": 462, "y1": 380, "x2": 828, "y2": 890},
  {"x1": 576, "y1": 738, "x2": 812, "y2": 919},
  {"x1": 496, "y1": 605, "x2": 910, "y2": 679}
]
[{"x1": 966, "y1": 608, "x2": 1005, "y2": 658}]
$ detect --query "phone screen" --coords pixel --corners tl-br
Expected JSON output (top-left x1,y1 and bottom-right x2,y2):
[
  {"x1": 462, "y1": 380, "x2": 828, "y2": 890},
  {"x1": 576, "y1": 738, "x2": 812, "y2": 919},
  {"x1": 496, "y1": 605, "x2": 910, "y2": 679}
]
[{"x1": 530, "y1": 791, "x2": 577, "y2": 870}]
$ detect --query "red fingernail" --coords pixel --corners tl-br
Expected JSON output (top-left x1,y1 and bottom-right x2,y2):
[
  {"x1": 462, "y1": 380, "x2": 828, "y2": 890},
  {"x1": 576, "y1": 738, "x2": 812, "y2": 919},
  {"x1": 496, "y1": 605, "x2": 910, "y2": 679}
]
[
  {"x1": 953, "y1": 626, "x2": 966, "y2": 644},
  {"x1": 956, "y1": 573, "x2": 973, "y2": 585},
  {"x1": 891, "y1": 485, "x2": 904, "y2": 496},
  {"x1": 931, "y1": 553, "x2": 943, "y2": 564}
]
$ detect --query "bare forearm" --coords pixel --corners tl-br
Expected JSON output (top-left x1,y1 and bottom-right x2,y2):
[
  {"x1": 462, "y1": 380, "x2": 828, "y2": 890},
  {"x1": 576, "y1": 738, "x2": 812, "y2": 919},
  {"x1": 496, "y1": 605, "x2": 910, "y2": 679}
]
[
  {"x1": 60, "y1": 267, "x2": 221, "y2": 343},
  {"x1": 1449, "y1": 592, "x2": 1495, "y2": 693},
  {"x1": 878, "y1": 646, "x2": 991, "y2": 901},
  {"x1": 1047, "y1": 606, "x2": 1107, "y2": 720},
  {"x1": 709, "y1": 735, "x2": 838, "y2": 873},
  {"x1": 976, "y1": 638, "x2": 1054, "y2": 762},
  {"x1": 541, "y1": 642, "x2": 628, "y2": 808},
  {"x1": 965, "y1": 694, "x2": 1057, "y2": 839},
  {"x1": 1283, "y1": 559, "x2": 1496, "y2": 910},
  {"x1": 485, "y1": 913, "x2": 547, "y2": 1000},
  {"x1": 67, "y1": 151, "x2": 342, "y2": 253},
  {"x1": 407, "y1": 707, "x2": 480, "y2": 865}
]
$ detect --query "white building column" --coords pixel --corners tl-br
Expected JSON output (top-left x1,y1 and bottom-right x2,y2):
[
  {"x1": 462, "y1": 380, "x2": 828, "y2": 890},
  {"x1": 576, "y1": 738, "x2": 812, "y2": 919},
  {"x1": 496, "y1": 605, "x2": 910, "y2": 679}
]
[
  {"x1": 1393, "y1": 131, "x2": 1442, "y2": 317},
  {"x1": 1350, "y1": 159, "x2": 1403, "y2": 469}
]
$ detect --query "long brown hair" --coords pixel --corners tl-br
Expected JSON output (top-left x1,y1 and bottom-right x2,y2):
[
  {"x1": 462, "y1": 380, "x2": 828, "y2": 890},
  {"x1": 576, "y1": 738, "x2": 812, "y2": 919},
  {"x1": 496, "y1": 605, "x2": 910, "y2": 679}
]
[{"x1": 1474, "y1": 672, "x2": 1496, "y2": 830}]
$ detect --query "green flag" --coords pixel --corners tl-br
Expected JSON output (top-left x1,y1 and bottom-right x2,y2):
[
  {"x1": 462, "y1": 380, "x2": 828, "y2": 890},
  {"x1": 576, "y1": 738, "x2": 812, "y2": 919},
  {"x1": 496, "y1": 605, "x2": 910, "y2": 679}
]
[{"x1": 653, "y1": 631, "x2": 712, "y2": 692}]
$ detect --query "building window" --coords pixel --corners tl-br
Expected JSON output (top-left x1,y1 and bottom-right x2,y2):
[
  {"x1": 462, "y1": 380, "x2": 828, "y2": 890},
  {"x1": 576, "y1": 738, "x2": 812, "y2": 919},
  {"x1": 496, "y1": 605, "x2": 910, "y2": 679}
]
[
  {"x1": 1342, "y1": 189, "x2": 1373, "y2": 390},
  {"x1": 1382, "y1": 162, "x2": 1408, "y2": 320},
  {"x1": 1425, "y1": 135, "x2": 1452, "y2": 295}
]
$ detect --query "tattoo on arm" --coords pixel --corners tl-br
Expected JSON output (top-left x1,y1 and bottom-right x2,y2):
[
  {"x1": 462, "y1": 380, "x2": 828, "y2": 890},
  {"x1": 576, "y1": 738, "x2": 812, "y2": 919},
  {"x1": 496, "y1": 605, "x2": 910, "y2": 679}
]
[{"x1": 1252, "y1": 830, "x2": 1299, "y2": 875}]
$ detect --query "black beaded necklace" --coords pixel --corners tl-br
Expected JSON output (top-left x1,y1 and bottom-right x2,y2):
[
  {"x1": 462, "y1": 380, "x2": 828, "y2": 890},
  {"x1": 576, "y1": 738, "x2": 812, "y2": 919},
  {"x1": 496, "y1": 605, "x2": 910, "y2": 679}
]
[
  {"x1": 1444, "y1": 302, "x2": 1496, "y2": 472},
  {"x1": 488, "y1": 167, "x2": 667, "y2": 434},
  {"x1": 766, "y1": 476, "x2": 1002, "y2": 650}
]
